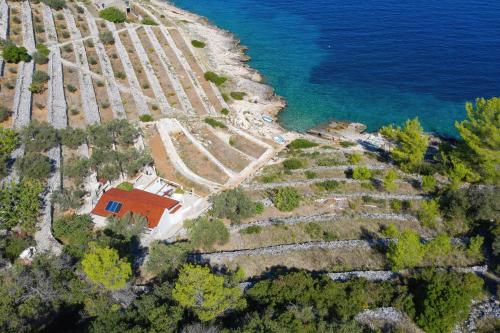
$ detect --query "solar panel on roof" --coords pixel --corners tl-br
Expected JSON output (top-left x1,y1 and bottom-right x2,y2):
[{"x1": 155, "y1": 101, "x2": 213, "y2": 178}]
[{"x1": 105, "y1": 200, "x2": 122, "y2": 213}]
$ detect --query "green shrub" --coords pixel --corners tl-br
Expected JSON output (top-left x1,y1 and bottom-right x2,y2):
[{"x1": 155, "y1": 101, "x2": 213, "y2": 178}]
[
  {"x1": 32, "y1": 70, "x2": 49, "y2": 84},
  {"x1": 382, "y1": 169, "x2": 399, "y2": 192},
  {"x1": 304, "y1": 170, "x2": 317, "y2": 179},
  {"x1": 33, "y1": 44, "x2": 50, "y2": 64},
  {"x1": 4, "y1": 236, "x2": 35, "y2": 261},
  {"x1": 115, "y1": 71, "x2": 126, "y2": 79},
  {"x1": 230, "y1": 91, "x2": 246, "y2": 100},
  {"x1": 2, "y1": 44, "x2": 31, "y2": 63},
  {"x1": 66, "y1": 84, "x2": 77, "y2": 93},
  {"x1": 62, "y1": 31, "x2": 70, "y2": 39},
  {"x1": 15, "y1": 152, "x2": 52, "y2": 180},
  {"x1": 340, "y1": 140, "x2": 356, "y2": 147},
  {"x1": 141, "y1": 17, "x2": 157, "y2": 25},
  {"x1": 239, "y1": 225, "x2": 262, "y2": 235},
  {"x1": 417, "y1": 199, "x2": 440, "y2": 228},
  {"x1": 204, "y1": 71, "x2": 227, "y2": 86},
  {"x1": 0, "y1": 106, "x2": 11, "y2": 122},
  {"x1": 53, "y1": 214, "x2": 93, "y2": 257},
  {"x1": 351, "y1": 166, "x2": 373, "y2": 180},
  {"x1": 421, "y1": 175, "x2": 436, "y2": 192},
  {"x1": 99, "y1": 7, "x2": 126, "y2": 23},
  {"x1": 139, "y1": 114, "x2": 153, "y2": 122},
  {"x1": 29, "y1": 82, "x2": 46, "y2": 94},
  {"x1": 221, "y1": 108, "x2": 229, "y2": 116},
  {"x1": 288, "y1": 138, "x2": 318, "y2": 149},
  {"x1": 304, "y1": 223, "x2": 323, "y2": 238},
  {"x1": 317, "y1": 157, "x2": 342, "y2": 166},
  {"x1": 41, "y1": 0, "x2": 66, "y2": 10},
  {"x1": 316, "y1": 180, "x2": 339, "y2": 191},
  {"x1": 254, "y1": 202, "x2": 264, "y2": 214},
  {"x1": 390, "y1": 199, "x2": 402, "y2": 212},
  {"x1": 88, "y1": 57, "x2": 97, "y2": 65},
  {"x1": 273, "y1": 187, "x2": 301, "y2": 212},
  {"x1": 282, "y1": 158, "x2": 303, "y2": 170},
  {"x1": 63, "y1": 44, "x2": 73, "y2": 53},
  {"x1": 59, "y1": 127, "x2": 86, "y2": 148},
  {"x1": 387, "y1": 229, "x2": 425, "y2": 270},
  {"x1": 204, "y1": 117, "x2": 226, "y2": 129},
  {"x1": 210, "y1": 188, "x2": 260, "y2": 224},
  {"x1": 191, "y1": 40, "x2": 206, "y2": 48},
  {"x1": 99, "y1": 31, "x2": 115, "y2": 45},
  {"x1": 116, "y1": 182, "x2": 134, "y2": 191},
  {"x1": 185, "y1": 217, "x2": 229, "y2": 251},
  {"x1": 221, "y1": 93, "x2": 230, "y2": 102},
  {"x1": 347, "y1": 152, "x2": 362, "y2": 164}
]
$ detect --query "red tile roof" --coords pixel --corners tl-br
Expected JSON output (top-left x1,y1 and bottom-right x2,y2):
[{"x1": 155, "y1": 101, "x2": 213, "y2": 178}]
[{"x1": 91, "y1": 188, "x2": 180, "y2": 228}]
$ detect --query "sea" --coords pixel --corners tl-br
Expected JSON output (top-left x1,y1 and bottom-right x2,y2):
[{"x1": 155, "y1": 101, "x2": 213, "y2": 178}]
[{"x1": 172, "y1": 0, "x2": 500, "y2": 136}]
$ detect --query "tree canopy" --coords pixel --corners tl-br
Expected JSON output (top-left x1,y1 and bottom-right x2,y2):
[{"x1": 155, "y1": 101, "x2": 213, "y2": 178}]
[
  {"x1": 172, "y1": 264, "x2": 246, "y2": 321},
  {"x1": 81, "y1": 244, "x2": 132, "y2": 290},
  {"x1": 210, "y1": 188, "x2": 260, "y2": 224},
  {"x1": 185, "y1": 217, "x2": 229, "y2": 251},
  {"x1": 455, "y1": 97, "x2": 500, "y2": 184}
]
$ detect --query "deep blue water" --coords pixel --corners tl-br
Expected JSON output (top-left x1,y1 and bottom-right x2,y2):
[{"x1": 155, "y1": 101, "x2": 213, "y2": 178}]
[{"x1": 173, "y1": 0, "x2": 500, "y2": 135}]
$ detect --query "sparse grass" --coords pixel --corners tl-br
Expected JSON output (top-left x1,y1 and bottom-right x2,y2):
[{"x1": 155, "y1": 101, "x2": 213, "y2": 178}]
[
  {"x1": 66, "y1": 84, "x2": 77, "y2": 93},
  {"x1": 139, "y1": 114, "x2": 153, "y2": 122}
]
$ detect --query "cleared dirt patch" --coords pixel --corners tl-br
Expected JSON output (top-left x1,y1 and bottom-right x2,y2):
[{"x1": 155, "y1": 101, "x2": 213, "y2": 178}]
[
  {"x1": 145, "y1": 126, "x2": 209, "y2": 196},
  {"x1": 8, "y1": 5, "x2": 23, "y2": 45},
  {"x1": 0, "y1": 63, "x2": 19, "y2": 120},
  {"x1": 92, "y1": 77, "x2": 113, "y2": 122},
  {"x1": 118, "y1": 30, "x2": 154, "y2": 98},
  {"x1": 31, "y1": 4, "x2": 46, "y2": 45},
  {"x1": 153, "y1": 26, "x2": 206, "y2": 115},
  {"x1": 228, "y1": 131, "x2": 266, "y2": 158},
  {"x1": 190, "y1": 124, "x2": 251, "y2": 172},
  {"x1": 120, "y1": 92, "x2": 139, "y2": 121},
  {"x1": 31, "y1": 63, "x2": 49, "y2": 122},
  {"x1": 136, "y1": 27, "x2": 180, "y2": 108},
  {"x1": 215, "y1": 247, "x2": 388, "y2": 278},
  {"x1": 83, "y1": 39, "x2": 102, "y2": 75},
  {"x1": 74, "y1": 13, "x2": 91, "y2": 38},
  {"x1": 103, "y1": 41, "x2": 129, "y2": 87},
  {"x1": 168, "y1": 28, "x2": 224, "y2": 111},
  {"x1": 171, "y1": 131, "x2": 229, "y2": 184},
  {"x1": 53, "y1": 9, "x2": 71, "y2": 43}
]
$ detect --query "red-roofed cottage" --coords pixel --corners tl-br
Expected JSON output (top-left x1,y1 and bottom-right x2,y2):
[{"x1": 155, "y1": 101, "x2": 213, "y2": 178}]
[{"x1": 91, "y1": 188, "x2": 182, "y2": 229}]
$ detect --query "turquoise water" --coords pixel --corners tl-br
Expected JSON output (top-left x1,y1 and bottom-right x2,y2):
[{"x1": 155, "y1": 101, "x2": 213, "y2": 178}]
[{"x1": 173, "y1": 0, "x2": 500, "y2": 135}]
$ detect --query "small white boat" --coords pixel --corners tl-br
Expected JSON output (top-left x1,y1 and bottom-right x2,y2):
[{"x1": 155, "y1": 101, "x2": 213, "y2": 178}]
[{"x1": 262, "y1": 115, "x2": 273, "y2": 123}]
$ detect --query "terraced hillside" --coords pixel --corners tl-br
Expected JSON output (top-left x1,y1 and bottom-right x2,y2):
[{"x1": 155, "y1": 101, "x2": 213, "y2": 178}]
[{"x1": 0, "y1": 0, "x2": 279, "y2": 251}]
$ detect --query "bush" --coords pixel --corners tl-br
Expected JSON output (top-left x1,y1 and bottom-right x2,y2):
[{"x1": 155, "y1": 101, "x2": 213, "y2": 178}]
[
  {"x1": 304, "y1": 222, "x2": 323, "y2": 238},
  {"x1": 417, "y1": 199, "x2": 440, "y2": 228},
  {"x1": 4, "y1": 236, "x2": 35, "y2": 261},
  {"x1": 145, "y1": 241, "x2": 190, "y2": 277},
  {"x1": 220, "y1": 108, "x2": 229, "y2": 116},
  {"x1": 21, "y1": 121, "x2": 59, "y2": 152},
  {"x1": 99, "y1": 7, "x2": 126, "y2": 23},
  {"x1": 53, "y1": 214, "x2": 93, "y2": 257},
  {"x1": 33, "y1": 44, "x2": 50, "y2": 64},
  {"x1": 204, "y1": 117, "x2": 226, "y2": 129},
  {"x1": 317, "y1": 157, "x2": 342, "y2": 166},
  {"x1": 2, "y1": 44, "x2": 31, "y2": 63},
  {"x1": 52, "y1": 188, "x2": 84, "y2": 211},
  {"x1": 210, "y1": 188, "x2": 260, "y2": 224},
  {"x1": 221, "y1": 92, "x2": 230, "y2": 102},
  {"x1": 63, "y1": 44, "x2": 73, "y2": 53},
  {"x1": 41, "y1": 0, "x2": 66, "y2": 10},
  {"x1": 67, "y1": 84, "x2": 77, "y2": 93},
  {"x1": 351, "y1": 166, "x2": 373, "y2": 180},
  {"x1": 116, "y1": 182, "x2": 134, "y2": 191},
  {"x1": 99, "y1": 31, "x2": 115, "y2": 45},
  {"x1": 185, "y1": 217, "x2": 229, "y2": 251},
  {"x1": 59, "y1": 127, "x2": 86, "y2": 148},
  {"x1": 141, "y1": 17, "x2": 157, "y2": 25},
  {"x1": 62, "y1": 31, "x2": 70, "y2": 39},
  {"x1": 15, "y1": 152, "x2": 52, "y2": 180},
  {"x1": 387, "y1": 229, "x2": 425, "y2": 270},
  {"x1": 347, "y1": 152, "x2": 362, "y2": 164},
  {"x1": 413, "y1": 270, "x2": 483, "y2": 333},
  {"x1": 340, "y1": 140, "x2": 356, "y2": 147},
  {"x1": 115, "y1": 71, "x2": 126, "y2": 79},
  {"x1": 29, "y1": 82, "x2": 46, "y2": 94},
  {"x1": 204, "y1": 71, "x2": 227, "y2": 86},
  {"x1": 88, "y1": 57, "x2": 97, "y2": 65},
  {"x1": 0, "y1": 106, "x2": 11, "y2": 122},
  {"x1": 282, "y1": 158, "x2": 303, "y2": 170},
  {"x1": 305, "y1": 170, "x2": 317, "y2": 179},
  {"x1": 191, "y1": 40, "x2": 206, "y2": 48},
  {"x1": 382, "y1": 169, "x2": 399, "y2": 192},
  {"x1": 273, "y1": 187, "x2": 301, "y2": 211},
  {"x1": 63, "y1": 157, "x2": 90, "y2": 185},
  {"x1": 139, "y1": 114, "x2": 153, "y2": 122},
  {"x1": 288, "y1": 138, "x2": 318, "y2": 149},
  {"x1": 239, "y1": 225, "x2": 262, "y2": 235},
  {"x1": 421, "y1": 175, "x2": 436, "y2": 192},
  {"x1": 32, "y1": 70, "x2": 49, "y2": 84},
  {"x1": 230, "y1": 91, "x2": 246, "y2": 100},
  {"x1": 316, "y1": 180, "x2": 339, "y2": 191}
]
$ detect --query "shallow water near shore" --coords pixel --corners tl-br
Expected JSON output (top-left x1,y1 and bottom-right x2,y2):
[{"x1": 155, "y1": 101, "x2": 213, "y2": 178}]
[{"x1": 173, "y1": 0, "x2": 500, "y2": 136}]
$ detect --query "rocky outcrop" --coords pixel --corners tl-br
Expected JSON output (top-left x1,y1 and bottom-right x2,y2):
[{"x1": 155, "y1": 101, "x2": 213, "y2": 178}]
[{"x1": 64, "y1": 8, "x2": 100, "y2": 124}]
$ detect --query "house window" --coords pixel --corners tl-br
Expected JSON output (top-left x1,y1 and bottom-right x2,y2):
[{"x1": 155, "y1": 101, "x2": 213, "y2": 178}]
[{"x1": 105, "y1": 200, "x2": 123, "y2": 213}]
